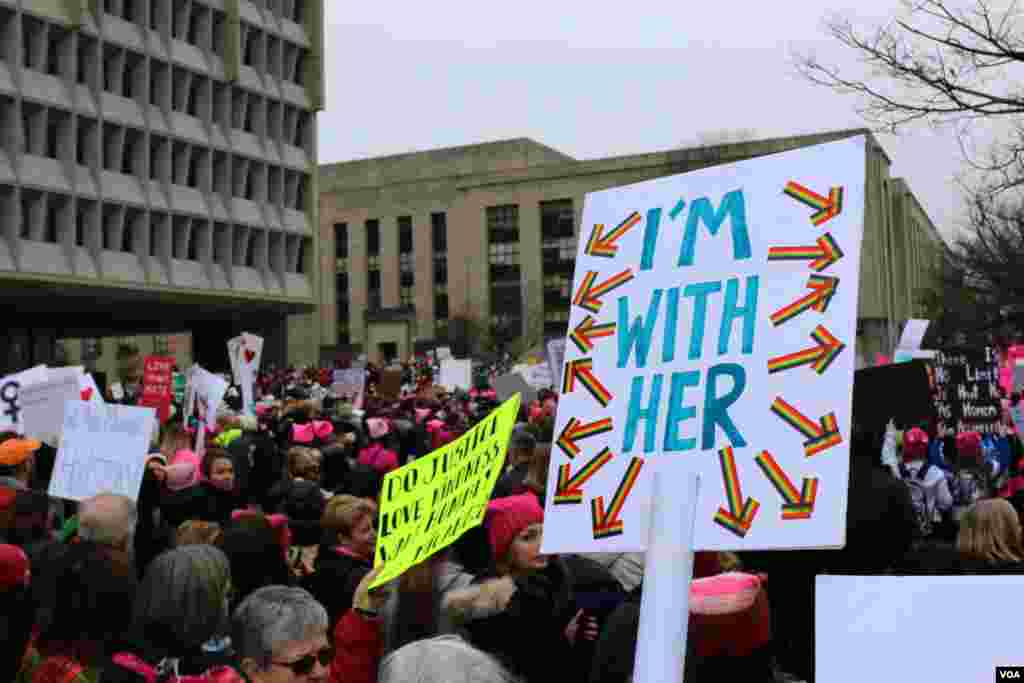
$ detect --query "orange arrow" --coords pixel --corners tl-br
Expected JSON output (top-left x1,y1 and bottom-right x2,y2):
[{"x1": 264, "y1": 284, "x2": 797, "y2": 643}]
[
  {"x1": 783, "y1": 181, "x2": 844, "y2": 226},
  {"x1": 591, "y1": 457, "x2": 644, "y2": 539},
  {"x1": 755, "y1": 450, "x2": 820, "y2": 520},
  {"x1": 767, "y1": 325, "x2": 846, "y2": 375},
  {"x1": 569, "y1": 316, "x2": 617, "y2": 354},
  {"x1": 562, "y1": 358, "x2": 614, "y2": 407},
  {"x1": 572, "y1": 269, "x2": 635, "y2": 314},
  {"x1": 557, "y1": 416, "x2": 614, "y2": 459},
  {"x1": 713, "y1": 447, "x2": 761, "y2": 538},
  {"x1": 554, "y1": 447, "x2": 615, "y2": 505},
  {"x1": 767, "y1": 233, "x2": 844, "y2": 271},
  {"x1": 770, "y1": 275, "x2": 840, "y2": 326},
  {"x1": 770, "y1": 397, "x2": 843, "y2": 457},
  {"x1": 584, "y1": 212, "x2": 642, "y2": 258}
]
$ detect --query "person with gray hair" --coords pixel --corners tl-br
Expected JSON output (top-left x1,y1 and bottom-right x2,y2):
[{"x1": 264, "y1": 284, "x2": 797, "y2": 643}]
[
  {"x1": 233, "y1": 585, "x2": 331, "y2": 682},
  {"x1": 378, "y1": 635, "x2": 521, "y2": 683},
  {"x1": 78, "y1": 492, "x2": 137, "y2": 552}
]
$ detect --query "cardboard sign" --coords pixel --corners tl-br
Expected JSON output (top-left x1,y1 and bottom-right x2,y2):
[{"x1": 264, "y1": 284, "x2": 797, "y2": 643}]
[
  {"x1": 817, "y1": 575, "x2": 1024, "y2": 683},
  {"x1": 0, "y1": 365, "x2": 49, "y2": 432},
  {"x1": 440, "y1": 359, "x2": 472, "y2": 392},
  {"x1": 48, "y1": 401, "x2": 156, "y2": 503},
  {"x1": 378, "y1": 368, "x2": 403, "y2": 401},
  {"x1": 370, "y1": 395, "x2": 520, "y2": 588},
  {"x1": 931, "y1": 347, "x2": 1001, "y2": 434},
  {"x1": 541, "y1": 136, "x2": 867, "y2": 554},
  {"x1": 140, "y1": 356, "x2": 174, "y2": 423}
]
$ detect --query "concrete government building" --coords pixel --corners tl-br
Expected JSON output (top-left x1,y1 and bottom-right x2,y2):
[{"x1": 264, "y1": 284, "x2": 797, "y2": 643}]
[
  {"x1": 319, "y1": 129, "x2": 946, "y2": 367},
  {"x1": 0, "y1": 0, "x2": 324, "y2": 377}
]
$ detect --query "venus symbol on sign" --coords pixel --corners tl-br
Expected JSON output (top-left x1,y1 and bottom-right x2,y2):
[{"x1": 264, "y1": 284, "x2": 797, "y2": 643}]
[{"x1": 1, "y1": 381, "x2": 21, "y2": 424}]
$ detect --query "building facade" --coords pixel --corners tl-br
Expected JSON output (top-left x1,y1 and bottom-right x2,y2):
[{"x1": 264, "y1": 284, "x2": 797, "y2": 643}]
[
  {"x1": 0, "y1": 0, "x2": 324, "y2": 375},
  {"x1": 319, "y1": 130, "x2": 946, "y2": 366}
]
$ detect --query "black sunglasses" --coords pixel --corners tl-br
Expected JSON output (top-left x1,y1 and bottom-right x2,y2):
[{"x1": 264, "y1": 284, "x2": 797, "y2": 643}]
[{"x1": 273, "y1": 646, "x2": 334, "y2": 676}]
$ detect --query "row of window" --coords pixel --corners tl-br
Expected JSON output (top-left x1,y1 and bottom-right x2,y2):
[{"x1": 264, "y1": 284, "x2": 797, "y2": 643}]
[
  {"x1": 11, "y1": 100, "x2": 309, "y2": 210},
  {"x1": 9, "y1": 13, "x2": 313, "y2": 151},
  {"x1": 0, "y1": 186, "x2": 309, "y2": 273},
  {"x1": 96, "y1": 0, "x2": 310, "y2": 81}
]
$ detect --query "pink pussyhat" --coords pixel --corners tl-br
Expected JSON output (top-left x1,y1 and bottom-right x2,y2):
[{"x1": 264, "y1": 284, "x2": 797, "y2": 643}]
[{"x1": 164, "y1": 449, "x2": 201, "y2": 492}]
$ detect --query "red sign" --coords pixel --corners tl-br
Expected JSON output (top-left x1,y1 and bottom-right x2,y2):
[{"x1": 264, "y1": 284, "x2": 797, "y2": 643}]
[{"x1": 141, "y1": 355, "x2": 174, "y2": 422}]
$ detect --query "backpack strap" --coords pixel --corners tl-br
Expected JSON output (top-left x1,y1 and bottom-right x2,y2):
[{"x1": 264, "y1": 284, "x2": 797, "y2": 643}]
[
  {"x1": 898, "y1": 464, "x2": 910, "y2": 480},
  {"x1": 111, "y1": 653, "x2": 159, "y2": 683},
  {"x1": 918, "y1": 464, "x2": 931, "y2": 481}
]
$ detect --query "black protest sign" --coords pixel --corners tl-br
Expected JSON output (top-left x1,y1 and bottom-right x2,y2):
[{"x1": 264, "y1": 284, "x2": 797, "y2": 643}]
[
  {"x1": 931, "y1": 347, "x2": 1002, "y2": 434},
  {"x1": 852, "y1": 361, "x2": 935, "y2": 433}
]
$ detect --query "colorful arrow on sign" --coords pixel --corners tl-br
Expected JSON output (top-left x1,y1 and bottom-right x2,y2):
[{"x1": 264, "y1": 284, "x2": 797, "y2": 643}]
[
  {"x1": 770, "y1": 397, "x2": 843, "y2": 457},
  {"x1": 570, "y1": 316, "x2": 616, "y2": 354},
  {"x1": 713, "y1": 447, "x2": 761, "y2": 538},
  {"x1": 591, "y1": 457, "x2": 644, "y2": 539},
  {"x1": 770, "y1": 275, "x2": 840, "y2": 327},
  {"x1": 767, "y1": 233, "x2": 844, "y2": 271},
  {"x1": 572, "y1": 269, "x2": 635, "y2": 314},
  {"x1": 562, "y1": 358, "x2": 614, "y2": 407},
  {"x1": 554, "y1": 447, "x2": 615, "y2": 505},
  {"x1": 767, "y1": 325, "x2": 846, "y2": 375},
  {"x1": 584, "y1": 212, "x2": 642, "y2": 258},
  {"x1": 755, "y1": 450, "x2": 819, "y2": 519},
  {"x1": 783, "y1": 181, "x2": 844, "y2": 227},
  {"x1": 557, "y1": 416, "x2": 614, "y2": 459}
]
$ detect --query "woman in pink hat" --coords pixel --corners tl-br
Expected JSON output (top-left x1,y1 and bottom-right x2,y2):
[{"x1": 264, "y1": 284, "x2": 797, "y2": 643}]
[{"x1": 357, "y1": 418, "x2": 399, "y2": 475}]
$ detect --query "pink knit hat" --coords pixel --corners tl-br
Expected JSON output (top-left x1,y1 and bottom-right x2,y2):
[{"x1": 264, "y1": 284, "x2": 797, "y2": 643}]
[
  {"x1": 367, "y1": 417, "x2": 391, "y2": 440},
  {"x1": 164, "y1": 449, "x2": 201, "y2": 492},
  {"x1": 0, "y1": 544, "x2": 30, "y2": 589},
  {"x1": 485, "y1": 494, "x2": 544, "y2": 562},
  {"x1": 902, "y1": 428, "x2": 930, "y2": 461},
  {"x1": 957, "y1": 431, "x2": 983, "y2": 460}
]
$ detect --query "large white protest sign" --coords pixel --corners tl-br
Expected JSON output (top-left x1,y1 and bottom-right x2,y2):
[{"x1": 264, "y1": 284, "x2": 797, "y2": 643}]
[
  {"x1": 238, "y1": 332, "x2": 264, "y2": 416},
  {"x1": 20, "y1": 367, "x2": 83, "y2": 444},
  {"x1": 817, "y1": 575, "x2": 1024, "y2": 683},
  {"x1": 0, "y1": 365, "x2": 49, "y2": 432},
  {"x1": 186, "y1": 364, "x2": 229, "y2": 456},
  {"x1": 440, "y1": 359, "x2": 472, "y2": 392},
  {"x1": 541, "y1": 135, "x2": 866, "y2": 554},
  {"x1": 227, "y1": 336, "x2": 243, "y2": 385},
  {"x1": 48, "y1": 401, "x2": 156, "y2": 502}
]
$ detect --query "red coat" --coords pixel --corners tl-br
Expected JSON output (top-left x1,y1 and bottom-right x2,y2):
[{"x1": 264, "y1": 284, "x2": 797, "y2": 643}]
[{"x1": 330, "y1": 609, "x2": 383, "y2": 683}]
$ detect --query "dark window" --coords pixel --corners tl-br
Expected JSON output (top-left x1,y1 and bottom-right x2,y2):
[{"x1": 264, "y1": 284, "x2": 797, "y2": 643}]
[
  {"x1": 334, "y1": 223, "x2": 348, "y2": 259},
  {"x1": 398, "y1": 216, "x2": 413, "y2": 254},
  {"x1": 368, "y1": 270, "x2": 381, "y2": 290},
  {"x1": 431, "y1": 212, "x2": 446, "y2": 253},
  {"x1": 366, "y1": 219, "x2": 380, "y2": 256},
  {"x1": 541, "y1": 199, "x2": 576, "y2": 338}
]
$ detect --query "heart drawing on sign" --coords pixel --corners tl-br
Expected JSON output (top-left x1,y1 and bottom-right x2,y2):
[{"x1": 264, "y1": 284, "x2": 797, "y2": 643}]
[
  {"x1": 244, "y1": 349, "x2": 256, "y2": 363},
  {"x1": 80, "y1": 388, "x2": 93, "y2": 401}
]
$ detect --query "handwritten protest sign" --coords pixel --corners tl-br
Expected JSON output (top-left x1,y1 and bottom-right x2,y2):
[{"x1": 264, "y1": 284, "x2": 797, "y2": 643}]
[
  {"x1": 20, "y1": 368, "x2": 83, "y2": 444},
  {"x1": 0, "y1": 365, "x2": 49, "y2": 432},
  {"x1": 332, "y1": 365, "x2": 365, "y2": 402},
  {"x1": 238, "y1": 333, "x2": 263, "y2": 416},
  {"x1": 370, "y1": 394, "x2": 520, "y2": 588},
  {"x1": 440, "y1": 359, "x2": 472, "y2": 392},
  {"x1": 541, "y1": 136, "x2": 866, "y2": 554},
  {"x1": 931, "y1": 347, "x2": 1001, "y2": 434},
  {"x1": 140, "y1": 356, "x2": 174, "y2": 422},
  {"x1": 48, "y1": 401, "x2": 156, "y2": 503}
]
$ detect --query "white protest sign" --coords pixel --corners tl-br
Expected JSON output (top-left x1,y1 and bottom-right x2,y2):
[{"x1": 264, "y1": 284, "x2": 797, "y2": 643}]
[
  {"x1": 541, "y1": 135, "x2": 866, "y2": 554},
  {"x1": 48, "y1": 401, "x2": 156, "y2": 503},
  {"x1": 897, "y1": 319, "x2": 929, "y2": 352},
  {"x1": 227, "y1": 336, "x2": 243, "y2": 385},
  {"x1": 440, "y1": 359, "x2": 472, "y2": 392},
  {"x1": 238, "y1": 332, "x2": 264, "y2": 416},
  {"x1": 546, "y1": 338, "x2": 566, "y2": 390},
  {"x1": 186, "y1": 364, "x2": 229, "y2": 456},
  {"x1": 520, "y1": 362, "x2": 554, "y2": 390},
  {"x1": 0, "y1": 365, "x2": 49, "y2": 432},
  {"x1": 817, "y1": 575, "x2": 1024, "y2": 683},
  {"x1": 78, "y1": 372, "x2": 103, "y2": 403},
  {"x1": 20, "y1": 367, "x2": 84, "y2": 444},
  {"x1": 436, "y1": 347, "x2": 452, "y2": 361},
  {"x1": 332, "y1": 365, "x2": 365, "y2": 403}
]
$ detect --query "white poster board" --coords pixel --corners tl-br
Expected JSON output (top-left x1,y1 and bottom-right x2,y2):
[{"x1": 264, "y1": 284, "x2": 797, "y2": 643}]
[
  {"x1": 227, "y1": 336, "x2": 243, "y2": 385},
  {"x1": 546, "y1": 339, "x2": 566, "y2": 392},
  {"x1": 48, "y1": 401, "x2": 157, "y2": 503},
  {"x1": 440, "y1": 359, "x2": 472, "y2": 392},
  {"x1": 436, "y1": 347, "x2": 453, "y2": 361},
  {"x1": 78, "y1": 372, "x2": 103, "y2": 403},
  {"x1": 238, "y1": 332, "x2": 264, "y2": 416},
  {"x1": 542, "y1": 135, "x2": 866, "y2": 554},
  {"x1": 332, "y1": 365, "x2": 366, "y2": 403},
  {"x1": 520, "y1": 362, "x2": 554, "y2": 390},
  {"x1": 897, "y1": 319, "x2": 929, "y2": 352},
  {"x1": 0, "y1": 365, "x2": 49, "y2": 432},
  {"x1": 817, "y1": 575, "x2": 1024, "y2": 682},
  {"x1": 20, "y1": 367, "x2": 83, "y2": 444}
]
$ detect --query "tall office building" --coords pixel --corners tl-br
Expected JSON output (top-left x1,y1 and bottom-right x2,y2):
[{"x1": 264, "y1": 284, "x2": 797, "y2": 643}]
[{"x1": 0, "y1": 0, "x2": 324, "y2": 375}]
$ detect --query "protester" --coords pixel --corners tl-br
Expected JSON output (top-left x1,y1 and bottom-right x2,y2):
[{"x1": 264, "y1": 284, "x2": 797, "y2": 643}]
[
  {"x1": 233, "y1": 586, "x2": 332, "y2": 683},
  {"x1": 308, "y1": 495, "x2": 378, "y2": 629},
  {"x1": 1, "y1": 544, "x2": 34, "y2": 683}
]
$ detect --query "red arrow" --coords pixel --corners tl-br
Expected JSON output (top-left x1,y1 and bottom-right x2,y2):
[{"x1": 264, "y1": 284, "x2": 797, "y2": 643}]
[
  {"x1": 770, "y1": 397, "x2": 843, "y2": 457},
  {"x1": 572, "y1": 269, "x2": 635, "y2": 314},
  {"x1": 783, "y1": 181, "x2": 844, "y2": 226},
  {"x1": 591, "y1": 457, "x2": 644, "y2": 539},
  {"x1": 554, "y1": 447, "x2": 615, "y2": 505},
  {"x1": 569, "y1": 316, "x2": 617, "y2": 354},
  {"x1": 713, "y1": 447, "x2": 761, "y2": 539},
  {"x1": 767, "y1": 325, "x2": 846, "y2": 376},
  {"x1": 767, "y1": 233, "x2": 844, "y2": 271},
  {"x1": 557, "y1": 416, "x2": 614, "y2": 459},
  {"x1": 584, "y1": 212, "x2": 641, "y2": 258},
  {"x1": 769, "y1": 275, "x2": 840, "y2": 326},
  {"x1": 562, "y1": 359, "x2": 613, "y2": 407}
]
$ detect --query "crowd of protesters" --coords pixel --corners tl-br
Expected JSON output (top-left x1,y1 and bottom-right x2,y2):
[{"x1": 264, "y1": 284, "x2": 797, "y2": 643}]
[{"x1": 3, "y1": 352, "x2": 1024, "y2": 683}]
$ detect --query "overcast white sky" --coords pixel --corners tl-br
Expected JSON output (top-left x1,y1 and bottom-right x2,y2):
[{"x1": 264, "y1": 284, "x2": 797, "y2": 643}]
[{"x1": 318, "y1": 1, "x2": 983, "y2": 240}]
